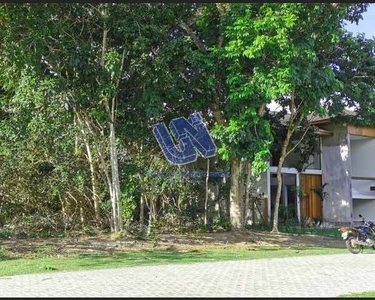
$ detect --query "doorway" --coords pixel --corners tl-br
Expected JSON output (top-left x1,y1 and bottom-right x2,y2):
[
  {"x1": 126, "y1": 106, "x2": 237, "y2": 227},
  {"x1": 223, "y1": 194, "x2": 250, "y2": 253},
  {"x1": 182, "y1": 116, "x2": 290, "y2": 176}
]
[{"x1": 300, "y1": 174, "x2": 323, "y2": 221}]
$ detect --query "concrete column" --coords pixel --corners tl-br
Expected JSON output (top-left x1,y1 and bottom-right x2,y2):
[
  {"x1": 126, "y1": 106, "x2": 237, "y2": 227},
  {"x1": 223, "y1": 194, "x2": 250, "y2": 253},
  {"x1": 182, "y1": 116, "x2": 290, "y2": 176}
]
[{"x1": 321, "y1": 124, "x2": 352, "y2": 224}]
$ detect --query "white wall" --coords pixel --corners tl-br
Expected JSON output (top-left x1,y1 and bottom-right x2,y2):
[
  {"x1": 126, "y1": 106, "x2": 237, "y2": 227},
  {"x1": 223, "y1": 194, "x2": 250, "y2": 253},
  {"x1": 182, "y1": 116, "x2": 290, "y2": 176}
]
[
  {"x1": 255, "y1": 171, "x2": 268, "y2": 198},
  {"x1": 350, "y1": 136, "x2": 375, "y2": 222},
  {"x1": 350, "y1": 137, "x2": 375, "y2": 177},
  {"x1": 352, "y1": 179, "x2": 375, "y2": 197},
  {"x1": 353, "y1": 199, "x2": 375, "y2": 221}
]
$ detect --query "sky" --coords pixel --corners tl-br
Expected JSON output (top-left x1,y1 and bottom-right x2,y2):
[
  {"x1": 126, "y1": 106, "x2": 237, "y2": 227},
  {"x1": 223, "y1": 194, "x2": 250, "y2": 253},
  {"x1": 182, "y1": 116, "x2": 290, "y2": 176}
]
[{"x1": 345, "y1": 4, "x2": 375, "y2": 38}]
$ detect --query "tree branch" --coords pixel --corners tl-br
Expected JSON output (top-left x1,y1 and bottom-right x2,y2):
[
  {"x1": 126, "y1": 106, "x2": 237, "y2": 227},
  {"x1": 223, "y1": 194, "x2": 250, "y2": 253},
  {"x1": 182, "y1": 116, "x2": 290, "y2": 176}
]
[
  {"x1": 178, "y1": 21, "x2": 206, "y2": 53},
  {"x1": 285, "y1": 118, "x2": 312, "y2": 158}
]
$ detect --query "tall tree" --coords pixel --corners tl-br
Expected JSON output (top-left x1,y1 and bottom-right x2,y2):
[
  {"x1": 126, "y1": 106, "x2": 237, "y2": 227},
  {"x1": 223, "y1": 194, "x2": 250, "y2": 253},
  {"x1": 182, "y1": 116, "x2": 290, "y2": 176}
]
[{"x1": 217, "y1": 3, "x2": 370, "y2": 232}]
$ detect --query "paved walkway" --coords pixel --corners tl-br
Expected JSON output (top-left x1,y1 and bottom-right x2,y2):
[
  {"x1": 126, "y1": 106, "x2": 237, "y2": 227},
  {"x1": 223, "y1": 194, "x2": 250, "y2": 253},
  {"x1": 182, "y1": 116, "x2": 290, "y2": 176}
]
[{"x1": 1, "y1": 253, "x2": 375, "y2": 297}]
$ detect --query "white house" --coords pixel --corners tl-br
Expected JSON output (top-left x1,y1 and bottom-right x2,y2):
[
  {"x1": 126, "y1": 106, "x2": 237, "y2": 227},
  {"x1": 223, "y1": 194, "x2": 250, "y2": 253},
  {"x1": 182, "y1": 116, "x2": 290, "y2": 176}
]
[{"x1": 255, "y1": 113, "x2": 375, "y2": 225}]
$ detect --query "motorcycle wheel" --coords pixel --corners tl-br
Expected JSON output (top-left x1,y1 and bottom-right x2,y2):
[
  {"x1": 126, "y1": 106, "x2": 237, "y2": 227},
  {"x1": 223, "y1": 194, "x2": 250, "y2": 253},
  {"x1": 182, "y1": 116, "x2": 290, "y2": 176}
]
[{"x1": 346, "y1": 237, "x2": 361, "y2": 254}]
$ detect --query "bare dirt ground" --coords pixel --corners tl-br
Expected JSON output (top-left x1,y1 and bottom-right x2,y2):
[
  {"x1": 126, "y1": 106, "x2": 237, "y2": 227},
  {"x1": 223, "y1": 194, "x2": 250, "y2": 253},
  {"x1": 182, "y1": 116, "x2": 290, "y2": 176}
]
[{"x1": 0, "y1": 230, "x2": 344, "y2": 258}]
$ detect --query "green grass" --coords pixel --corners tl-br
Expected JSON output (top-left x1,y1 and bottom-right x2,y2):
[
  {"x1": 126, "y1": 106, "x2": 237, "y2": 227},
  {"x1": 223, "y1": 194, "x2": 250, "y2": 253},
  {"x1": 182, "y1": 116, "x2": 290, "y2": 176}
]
[
  {"x1": 339, "y1": 290, "x2": 375, "y2": 298},
  {"x1": 0, "y1": 247, "x2": 347, "y2": 277},
  {"x1": 250, "y1": 223, "x2": 341, "y2": 239}
]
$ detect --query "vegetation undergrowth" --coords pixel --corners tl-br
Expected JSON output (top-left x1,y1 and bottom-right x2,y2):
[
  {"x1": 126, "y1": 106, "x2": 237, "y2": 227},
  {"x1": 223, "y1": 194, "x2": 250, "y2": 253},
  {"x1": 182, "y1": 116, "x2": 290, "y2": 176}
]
[{"x1": 249, "y1": 222, "x2": 341, "y2": 239}]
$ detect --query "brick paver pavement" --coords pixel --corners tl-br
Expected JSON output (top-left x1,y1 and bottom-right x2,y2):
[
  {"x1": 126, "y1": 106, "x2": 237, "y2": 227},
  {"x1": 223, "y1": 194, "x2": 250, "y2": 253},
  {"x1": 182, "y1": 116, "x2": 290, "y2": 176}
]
[{"x1": 1, "y1": 253, "x2": 374, "y2": 297}]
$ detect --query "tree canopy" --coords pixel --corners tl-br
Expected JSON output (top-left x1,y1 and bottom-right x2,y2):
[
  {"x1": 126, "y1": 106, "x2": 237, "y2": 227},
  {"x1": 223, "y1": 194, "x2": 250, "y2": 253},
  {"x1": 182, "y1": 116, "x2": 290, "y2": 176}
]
[{"x1": 0, "y1": 3, "x2": 373, "y2": 235}]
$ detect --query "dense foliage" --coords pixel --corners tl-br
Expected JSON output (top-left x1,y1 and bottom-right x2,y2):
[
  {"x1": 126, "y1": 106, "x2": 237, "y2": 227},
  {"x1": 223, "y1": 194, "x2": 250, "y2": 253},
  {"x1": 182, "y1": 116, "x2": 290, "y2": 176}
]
[{"x1": 0, "y1": 3, "x2": 373, "y2": 235}]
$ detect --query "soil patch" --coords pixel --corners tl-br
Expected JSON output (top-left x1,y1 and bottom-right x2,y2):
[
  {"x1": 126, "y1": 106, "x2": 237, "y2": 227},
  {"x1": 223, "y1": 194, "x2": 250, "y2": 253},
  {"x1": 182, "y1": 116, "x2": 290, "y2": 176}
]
[{"x1": 0, "y1": 230, "x2": 344, "y2": 258}]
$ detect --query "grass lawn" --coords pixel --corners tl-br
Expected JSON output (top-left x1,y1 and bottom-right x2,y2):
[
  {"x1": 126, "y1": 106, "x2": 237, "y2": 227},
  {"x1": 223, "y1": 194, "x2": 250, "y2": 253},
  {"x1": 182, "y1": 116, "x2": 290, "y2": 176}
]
[
  {"x1": 0, "y1": 246, "x2": 347, "y2": 277},
  {"x1": 339, "y1": 290, "x2": 375, "y2": 298}
]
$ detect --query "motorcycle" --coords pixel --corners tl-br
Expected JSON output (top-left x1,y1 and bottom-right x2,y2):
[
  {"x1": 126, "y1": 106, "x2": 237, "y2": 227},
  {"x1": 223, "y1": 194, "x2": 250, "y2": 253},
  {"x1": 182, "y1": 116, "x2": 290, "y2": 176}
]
[{"x1": 339, "y1": 214, "x2": 375, "y2": 254}]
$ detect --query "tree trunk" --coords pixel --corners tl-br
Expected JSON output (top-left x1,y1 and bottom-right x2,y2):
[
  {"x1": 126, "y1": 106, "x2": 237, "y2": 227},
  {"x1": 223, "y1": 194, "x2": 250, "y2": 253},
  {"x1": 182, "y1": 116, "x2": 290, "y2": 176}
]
[
  {"x1": 271, "y1": 129, "x2": 293, "y2": 233},
  {"x1": 109, "y1": 122, "x2": 122, "y2": 232},
  {"x1": 96, "y1": 142, "x2": 115, "y2": 231},
  {"x1": 230, "y1": 157, "x2": 243, "y2": 229},
  {"x1": 244, "y1": 161, "x2": 252, "y2": 227},
  {"x1": 84, "y1": 138, "x2": 101, "y2": 224},
  {"x1": 204, "y1": 158, "x2": 210, "y2": 226},
  {"x1": 75, "y1": 112, "x2": 101, "y2": 224},
  {"x1": 74, "y1": 115, "x2": 79, "y2": 156},
  {"x1": 147, "y1": 196, "x2": 153, "y2": 236},
  {"x1": 140, "y1": 192, "x2": 145, "y2": 229},
  {"x1": 152, "y1": 197, "x2": 158, "y2": 222},
  {"x1": 58, "y1": 191, "x2": 68, "y2": 231},
  {"x1": 80, "y1": 197, "x2": 86, "y2": 226},
  {"x1": 99, "y1": 3, "x2": 122, "y2": 233}
]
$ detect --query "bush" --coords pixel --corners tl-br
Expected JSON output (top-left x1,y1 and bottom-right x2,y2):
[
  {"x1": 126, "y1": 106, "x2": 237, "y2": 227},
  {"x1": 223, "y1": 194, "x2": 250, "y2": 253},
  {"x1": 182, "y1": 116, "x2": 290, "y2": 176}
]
[{"x1": 0, "y1": 214, "x2": 67, "y2": 239}]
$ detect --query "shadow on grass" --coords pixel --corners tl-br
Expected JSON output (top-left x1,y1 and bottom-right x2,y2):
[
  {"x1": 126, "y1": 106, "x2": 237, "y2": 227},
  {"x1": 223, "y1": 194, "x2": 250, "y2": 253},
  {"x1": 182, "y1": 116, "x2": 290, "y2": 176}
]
[
  {"x1": 71, "y1": 246, "x2": 345, "y2": 270},
  {"x1": 75, "y1": 250, "x2": 210, "y2": 268},
  {"x1": 0, "y1": 254, "x2": 18, "y2": 262},
  {"x1": 0, "y1": 246, "x2": 354, "y2": 278}
]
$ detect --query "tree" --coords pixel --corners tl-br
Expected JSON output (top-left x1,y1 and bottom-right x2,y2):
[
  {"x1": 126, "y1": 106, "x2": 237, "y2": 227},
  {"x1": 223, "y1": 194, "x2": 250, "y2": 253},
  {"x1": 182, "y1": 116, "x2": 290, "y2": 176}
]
[
  {"x1": 0, "y1": 3, "x2": 228, "y2": 232},
  {"x1": 216, "y1": 3, "x2": 370, "y2": 232},
  {"x1": 0, "y1": 3, "x2": 372, "y2": 236},
  {"x1": 174, "y1": 4, "x2": 274, "y2": 229},
  {"x1": 328, "y1": 32, "x2": 375, "y2": 125},
  {"x1": 0, "y1": 3, "x2": 196, "y2": 231},
  {"x1": 267, "y1": 4, "x2": 370, "y2": 233}
]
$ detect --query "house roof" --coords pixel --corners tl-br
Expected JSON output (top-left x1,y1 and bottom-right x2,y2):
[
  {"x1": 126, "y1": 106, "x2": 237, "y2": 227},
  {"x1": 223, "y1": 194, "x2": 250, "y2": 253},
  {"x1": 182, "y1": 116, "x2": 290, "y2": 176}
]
[
  {"x1": 269, "y1": 108, "x2": 358, "y2": 125},
  {"x1": 268, "y1": 108, "x2": 375, "y2": 137},
  {"x1": 309, "y1": 109, "x2": 358, "y2": 125},
  {"x1": 268, "y1": 109, "x2": 357, "y2": 136}
]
